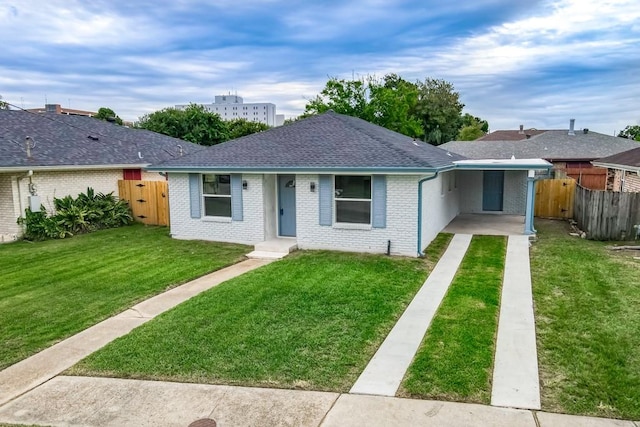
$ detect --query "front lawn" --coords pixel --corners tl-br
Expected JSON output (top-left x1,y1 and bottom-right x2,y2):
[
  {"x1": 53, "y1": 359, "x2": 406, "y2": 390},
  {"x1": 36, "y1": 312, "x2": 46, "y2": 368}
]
[
  {"x1": 0, "y1": 224, "x2": 249, "y2": 370},
  {"x1": 400, "y1": 235, "x2": 506, "y2": 403},
  {"x1": 531, "y1": 220, "x2": 640, "y2": 420},
  {"x1": 69, "y1": 238, "x2": 451, "y2": 392}
]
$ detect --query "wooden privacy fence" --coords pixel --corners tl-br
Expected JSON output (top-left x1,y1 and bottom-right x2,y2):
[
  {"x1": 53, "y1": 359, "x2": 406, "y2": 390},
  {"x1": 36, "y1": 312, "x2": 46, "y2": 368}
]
[
  {"x1": 535, "y1": 178, "x2": 576, "y2": 219},
  {"x1": 565, "y1": 167, "x2": 607, "y2": 190},
  {"x1": 118, "y1": 180, "x2": 169, "y2": 226},
  {"x1": 574, "y1": 185, "x2": 640, "y2": 240}
]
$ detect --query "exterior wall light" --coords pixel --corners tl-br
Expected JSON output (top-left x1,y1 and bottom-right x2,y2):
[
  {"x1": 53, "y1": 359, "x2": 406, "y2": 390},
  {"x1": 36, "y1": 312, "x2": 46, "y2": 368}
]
[
  {"x1": 310, "y1": 182, "x2": 316, "y2": 192},
  {"x1": 242, "y1": 180, "x2": 248, "y2": 190}
]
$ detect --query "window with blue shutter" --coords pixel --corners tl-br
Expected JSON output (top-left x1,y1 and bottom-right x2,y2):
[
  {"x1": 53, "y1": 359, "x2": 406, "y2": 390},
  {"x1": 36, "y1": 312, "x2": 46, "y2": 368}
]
[
  {"x1": 230, "y1": 174, "x2": 243, "y2": 221},
  {"x1": 318, "y1": 175, "x2": 332, "y2": 226},
  {"x1": 188, "y1": 174, "x2": 201, "y2": 218},
  {"x1": 371, "y1": 175, "x2": 387, "y2": 228}
]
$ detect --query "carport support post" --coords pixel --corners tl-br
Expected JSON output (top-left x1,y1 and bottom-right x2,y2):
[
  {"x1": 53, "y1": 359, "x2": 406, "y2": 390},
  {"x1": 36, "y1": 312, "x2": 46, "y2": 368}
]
[{"x1": 524, "y1": 170, "x2": 536, "y2": 234}]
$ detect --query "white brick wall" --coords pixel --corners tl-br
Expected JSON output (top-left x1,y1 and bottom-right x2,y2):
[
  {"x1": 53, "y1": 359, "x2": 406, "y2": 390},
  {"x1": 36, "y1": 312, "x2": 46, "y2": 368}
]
[
  {"x1": 421, "y1": 171, "x2": 460, "y2": 252},
  {"x1": 295, "y1": 174, "x2": 420, "y2": 257},
  {"x1": 141, "y1": 170, "x2": 167, "y2": 181},
  {"x1": 1, "y1": 169, "x2": 124, "y2": 241},
  {"x1": 622, "y1": 170, "x2": 640, "y2": 192},
  {"x1": 169, "y1": 173, "x2": 265, "y2": 245},
  {"x1": 0, "y1": 174, "x2": 20, "y2": 241}
]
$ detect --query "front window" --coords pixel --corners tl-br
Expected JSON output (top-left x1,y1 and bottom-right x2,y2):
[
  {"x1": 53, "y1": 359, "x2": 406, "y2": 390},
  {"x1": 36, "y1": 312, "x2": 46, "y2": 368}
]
[
  {"x1": 334, "y1": 175, "x2": 371, "y2": 224},
  {"x1": 202, "y1": 174, "x2": 231, "y2": 217}
]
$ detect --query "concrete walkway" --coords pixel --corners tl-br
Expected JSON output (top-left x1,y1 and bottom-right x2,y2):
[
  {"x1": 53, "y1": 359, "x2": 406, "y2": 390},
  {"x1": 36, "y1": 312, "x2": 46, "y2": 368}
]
[
  {"x1": 0, "y1": 258, "x2": 272, "y2": 407},
  {"x1": 350, "y1": 233, "x2": 473, "y2": 396},
  {"x1": 491, "y1": 235, "x2": 541, "y2": 409},
  {"x1": 0, "y1": 376, "x2": 636, "y2": 427}
]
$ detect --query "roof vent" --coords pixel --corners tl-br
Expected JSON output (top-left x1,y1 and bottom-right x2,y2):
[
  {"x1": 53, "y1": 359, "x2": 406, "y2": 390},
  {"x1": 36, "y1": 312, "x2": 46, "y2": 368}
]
[
  {"x1": 583, "y1": 128, "x2": 589, "y2": 134},
  {"x1": 519, "y1": 124, "x2": 524, "y2": 134},
  {"x1": 568, "y1": 118, "x2": 575, "y2": 136},
  {"x1": 87, "y1": 135, "x2": 99, "y2": 141}
]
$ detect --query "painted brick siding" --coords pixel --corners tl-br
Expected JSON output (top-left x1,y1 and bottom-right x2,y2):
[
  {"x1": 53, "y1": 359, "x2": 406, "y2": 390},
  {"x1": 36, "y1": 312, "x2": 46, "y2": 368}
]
[
  {"x1": 1, "y1": 170, "x2": 122, "y2": 241},
  {"x1": 421, "y1": 171, "x2": 460, "y2": 252},
  {"x1": 295, "y1": 174, "x2": 419, "y2": 256},
  {"x1": 0, "y1": 174, "x2": 20, "y2": 241},
  {"x1": 458, "y1": 170, "x2": 526, "y2": 215},
  {"x1": 168, "y1": 173, "x2": 264, "y2": 245}
]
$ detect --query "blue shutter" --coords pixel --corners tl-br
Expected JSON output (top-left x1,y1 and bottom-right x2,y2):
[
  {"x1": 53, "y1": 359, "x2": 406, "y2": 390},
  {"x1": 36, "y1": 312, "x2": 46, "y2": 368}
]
[
  {"x1": 318, "y1": 175, "x2": 332, "y2": 226},
  {"x1": 372, "y1": 175, "x2": 387, "y2": 228},
  {"x1": 189, "y1": 174, "x2": 201, "y2": 219},
  {"x1": 230, "y1": 174, "x2": 243, "y2": 221}
]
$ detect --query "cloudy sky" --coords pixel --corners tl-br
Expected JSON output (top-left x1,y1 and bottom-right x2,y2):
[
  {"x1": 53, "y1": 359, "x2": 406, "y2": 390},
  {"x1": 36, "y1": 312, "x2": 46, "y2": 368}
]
[{"x1": 1, "y1": 0, "x2": 639, "y2": 135}]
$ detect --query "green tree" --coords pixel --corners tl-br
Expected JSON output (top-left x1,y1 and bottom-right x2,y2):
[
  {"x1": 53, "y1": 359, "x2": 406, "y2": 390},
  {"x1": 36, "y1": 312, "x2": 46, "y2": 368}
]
[
  {"x1": 0, "y1": 95, "x2": 10, "y2": 110},
  {"x1": 304, "y1": 74, "x2": 423, "y2": 137},
  {"x1": 137, "y1": 104, "x2": 229, "y2": 146},
  {"x1": 94, "y1": 107, "x2": 123, "y2": 125},
  {"x1": 414, "y1": 78, "x2": 465, "y2": 145},
  {"x1": 226, "y1": 118, "x2": 269, "y2": 140},
  {"x1": 618, "y1": 125, "x2": 640, "y2": 141},
  {"x1": 457, "y1": 113, "x2": 489, "y2": 140}
]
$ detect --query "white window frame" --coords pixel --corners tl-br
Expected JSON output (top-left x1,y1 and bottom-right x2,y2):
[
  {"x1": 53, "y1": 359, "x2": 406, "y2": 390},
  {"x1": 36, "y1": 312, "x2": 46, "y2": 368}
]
[
  {"x1": 202, "y1": 174, "x2": 232, "y2": 218},
  {"x1": 334, "y1": 175, "x2": 372, "y2": 225}
]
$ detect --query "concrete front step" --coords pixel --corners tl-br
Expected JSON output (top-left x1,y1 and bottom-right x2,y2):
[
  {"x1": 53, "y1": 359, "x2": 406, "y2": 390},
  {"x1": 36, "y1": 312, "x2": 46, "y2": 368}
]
[
  {"x1": 247, "y1": 238, "x2": 298, "y2": 260},
  {"x1": 246, "y1": 250, "x2": 289, "y2": 260}
]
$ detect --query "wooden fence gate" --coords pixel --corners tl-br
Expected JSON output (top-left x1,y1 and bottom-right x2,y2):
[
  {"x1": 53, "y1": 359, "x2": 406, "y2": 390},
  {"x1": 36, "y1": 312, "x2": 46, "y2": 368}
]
[
  {"x1": 534, "y1": 178, "x2": 576, "y2": 219},
  {"x1": 118, "y1": 180, "x2": 169, "y2": 226}
]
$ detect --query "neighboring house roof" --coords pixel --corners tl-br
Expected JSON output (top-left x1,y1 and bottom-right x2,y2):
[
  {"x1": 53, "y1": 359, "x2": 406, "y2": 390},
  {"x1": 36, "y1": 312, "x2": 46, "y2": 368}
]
[
  {"x1": 592, "y1": 146, "x2": 640, "y2": 172},
  {"x1": 477, "y1": 129, "x2": 547, "y2": 141},
  {"x1": 150, "y1": 111, "x2": 467, "y2": 173},
  {"x1": 0, "y1": 110, "x2": 202, "y2": 171},
  {"x1": 441, "y1": 130, "x2": 639, "y2": 162}
]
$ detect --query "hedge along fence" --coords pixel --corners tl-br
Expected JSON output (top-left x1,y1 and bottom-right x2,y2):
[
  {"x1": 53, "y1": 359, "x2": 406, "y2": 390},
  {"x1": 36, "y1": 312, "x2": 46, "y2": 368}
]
[
  {"x1": 573, "y1": 185, "x2": 640, "y2": 240},
  {"x1": 18, "y1": 188, "x2": 133, "y2": 241}
]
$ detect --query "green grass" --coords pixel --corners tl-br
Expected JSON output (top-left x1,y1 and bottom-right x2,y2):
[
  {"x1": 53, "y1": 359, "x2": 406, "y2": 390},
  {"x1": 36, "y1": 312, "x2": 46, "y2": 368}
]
[
  {"x1": 0, "y1": 224, "x2": 249, "y2": 370},
  {"x1": 531, "y1": 220, "x2": 640, "y2": 420},
  {"x1": 69, "y1": 243, "x2": 452, "y2": 392},
  {"x1": 400, "y1": 235, "x2": 507, "y2": 403}
]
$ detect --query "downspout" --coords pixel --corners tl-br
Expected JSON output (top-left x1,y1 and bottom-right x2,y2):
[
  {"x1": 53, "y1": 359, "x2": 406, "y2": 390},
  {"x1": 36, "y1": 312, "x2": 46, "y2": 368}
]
[
  {"x1": 16, "y1": 170, "x2": 33, "y2": 232},
  {"x1": 417, "y1": 172, "x2": 439, "y2": 257}
]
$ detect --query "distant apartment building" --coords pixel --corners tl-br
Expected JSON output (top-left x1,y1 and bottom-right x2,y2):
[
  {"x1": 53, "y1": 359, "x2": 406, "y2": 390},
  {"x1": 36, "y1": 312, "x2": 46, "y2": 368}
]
[
  {"x1": 177, "y1": 95, "x2": 283, "y2": 127},
  {"x1": 26, "y1": 104, "x2": 97, "y2": 117}
]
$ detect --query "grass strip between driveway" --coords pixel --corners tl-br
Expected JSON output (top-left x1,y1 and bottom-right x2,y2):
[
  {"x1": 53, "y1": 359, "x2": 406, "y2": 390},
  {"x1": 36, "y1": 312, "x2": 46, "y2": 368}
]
[
  {"x1": 531, "y1": 220, "x2": 640, "y2": 420},
  {"x1": 0, "y1": 224, "x2": 249, "y2": 370},
  {"x1": 70, "y1": 235, "x2": 453, "y2": 392},
  {"x1": 400, "y1": 235, "x2": 506, "y2": 404}
]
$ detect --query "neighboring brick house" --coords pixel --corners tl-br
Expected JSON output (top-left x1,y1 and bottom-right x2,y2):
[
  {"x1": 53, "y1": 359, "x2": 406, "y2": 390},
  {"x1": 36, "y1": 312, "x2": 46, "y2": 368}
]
[
  {"x1": 149, "y1": 112, "x2": 550, "y2": 257},
  {"x1": 592, "y1": 146, "x2": 640, "y2": 192},
  {"x1": 440, "y1": 120, "x2": 639, "y2": 190},
  {"x1": 0, "y1": 110, "x2": 202, "y2": 242}
]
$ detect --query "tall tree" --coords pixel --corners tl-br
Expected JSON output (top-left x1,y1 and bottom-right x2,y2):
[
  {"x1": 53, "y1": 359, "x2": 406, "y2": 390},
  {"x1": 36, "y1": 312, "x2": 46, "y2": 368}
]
[
  {"x1": 94, "y1": 107, "x2": 123, "y2": 125},
  {"x1": 0, "y1": 95, "x2": 10, "y2": 110},
  {"x1": 617, "y1": 125, "x2": 640, "y2": 141},
  {"x1": 414, "y1": 78, "x2": 464, "y2": 145},
  {"x1": 457, "y1": 113, "x2": 489, "y2": 140},
  {"x1": 136, "y1": 104, "x2": 229, "y2": 146},
  {"x1": 304, "y1": 74, "x2": 423, "y2": 137},
  {"x1": 226, "y1": 118, "x2": 269, "y2": 140}
]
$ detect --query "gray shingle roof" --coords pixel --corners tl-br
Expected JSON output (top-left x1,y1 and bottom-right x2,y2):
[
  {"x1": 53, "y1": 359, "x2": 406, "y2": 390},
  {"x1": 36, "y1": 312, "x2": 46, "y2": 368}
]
[
  {"x1": 151, "y1": 111, "x2": 465, "y2": 172},
  {"x1": 440, "y1": 130, "x2": 639, "y2": 161},
  {"x1": 593, "y1": 145, "x2": 640, "y2": 168},
  {"x1": 0, "y1": 110, "x2": 203, "y2": 169}
]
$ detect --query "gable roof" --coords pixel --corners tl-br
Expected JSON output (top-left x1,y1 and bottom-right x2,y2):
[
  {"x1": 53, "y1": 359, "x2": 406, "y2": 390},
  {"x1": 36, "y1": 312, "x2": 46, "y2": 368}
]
[
  {"x1": 0, "y1": 110, "x2": 203, "y2": 171},
  {"x1": 149, "y1": 111, "x2": 466, "y2": 173},
  {"x1": 592, "y1": 145, "x2": 640, "y2": 171},
  {"x1": 440, "y1": 130, "x2": 638, "y2": 162}
]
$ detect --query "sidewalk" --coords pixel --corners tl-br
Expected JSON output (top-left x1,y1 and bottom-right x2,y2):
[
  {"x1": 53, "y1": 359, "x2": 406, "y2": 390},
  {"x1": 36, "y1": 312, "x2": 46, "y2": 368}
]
[
  {"x1": 0, "y1": 258, "x2": 272, "y2": 407},
  {"x1": 0, "y1": 376, "x2": 636, "y2": 427},
  {"x1": 350, "y1": 233, "x2": 472, "y2": 396}
]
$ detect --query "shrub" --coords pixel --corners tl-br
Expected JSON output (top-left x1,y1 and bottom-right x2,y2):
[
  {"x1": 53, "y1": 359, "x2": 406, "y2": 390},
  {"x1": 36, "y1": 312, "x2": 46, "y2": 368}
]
[{"x1": 17, "y1": 188, "x2": 133, "y2": 241}]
